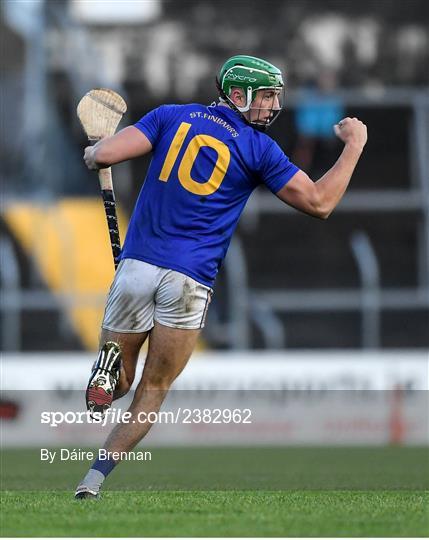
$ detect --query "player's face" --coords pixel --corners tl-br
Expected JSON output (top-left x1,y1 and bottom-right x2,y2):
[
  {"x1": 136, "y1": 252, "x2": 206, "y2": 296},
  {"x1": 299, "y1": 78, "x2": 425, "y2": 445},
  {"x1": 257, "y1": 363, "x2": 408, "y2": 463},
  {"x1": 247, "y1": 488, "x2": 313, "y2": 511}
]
[{"x1": 249, "y1": 89, "x2": 281, "y2": 125}]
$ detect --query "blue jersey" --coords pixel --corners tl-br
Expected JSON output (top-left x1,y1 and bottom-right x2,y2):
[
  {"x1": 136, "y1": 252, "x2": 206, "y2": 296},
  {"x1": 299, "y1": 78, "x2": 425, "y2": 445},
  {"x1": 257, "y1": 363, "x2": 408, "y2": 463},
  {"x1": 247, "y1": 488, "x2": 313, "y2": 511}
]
[{"x1": 120, "y1": 104, "x2": 299, "y2": 287}]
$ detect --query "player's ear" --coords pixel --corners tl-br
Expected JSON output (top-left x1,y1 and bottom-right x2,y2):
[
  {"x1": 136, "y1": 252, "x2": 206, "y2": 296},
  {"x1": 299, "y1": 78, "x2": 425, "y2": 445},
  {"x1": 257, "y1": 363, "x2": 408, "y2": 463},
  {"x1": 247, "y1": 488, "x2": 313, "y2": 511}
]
[{"x1": 230, "y1": 87, "x2": 245, "y2": 107}]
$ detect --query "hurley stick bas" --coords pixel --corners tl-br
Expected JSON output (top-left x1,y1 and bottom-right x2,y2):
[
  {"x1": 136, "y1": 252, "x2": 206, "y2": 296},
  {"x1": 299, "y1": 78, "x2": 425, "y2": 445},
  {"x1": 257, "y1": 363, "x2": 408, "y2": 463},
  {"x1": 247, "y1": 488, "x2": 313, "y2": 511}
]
[{"x1": 77, "y1": 88, "x2": 127, "y2": 269}]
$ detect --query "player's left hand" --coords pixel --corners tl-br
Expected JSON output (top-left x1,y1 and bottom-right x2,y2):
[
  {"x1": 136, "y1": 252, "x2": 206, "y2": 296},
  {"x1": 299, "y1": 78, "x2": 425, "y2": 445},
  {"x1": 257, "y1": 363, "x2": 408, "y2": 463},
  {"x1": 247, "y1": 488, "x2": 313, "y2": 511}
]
[
  {"x1": 84, "y1": 146, "x2": 99, "y2": 170},
  {"x1": 334, "y1": 117, "x2": 367, "y2": 152}
]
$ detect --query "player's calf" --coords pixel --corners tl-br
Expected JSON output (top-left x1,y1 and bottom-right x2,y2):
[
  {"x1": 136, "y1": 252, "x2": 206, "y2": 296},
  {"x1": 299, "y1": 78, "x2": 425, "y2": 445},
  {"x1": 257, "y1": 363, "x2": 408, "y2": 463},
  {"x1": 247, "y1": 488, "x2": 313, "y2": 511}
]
[{"x1": 86, "y1": 341, "x2": 122, "y2": 418}]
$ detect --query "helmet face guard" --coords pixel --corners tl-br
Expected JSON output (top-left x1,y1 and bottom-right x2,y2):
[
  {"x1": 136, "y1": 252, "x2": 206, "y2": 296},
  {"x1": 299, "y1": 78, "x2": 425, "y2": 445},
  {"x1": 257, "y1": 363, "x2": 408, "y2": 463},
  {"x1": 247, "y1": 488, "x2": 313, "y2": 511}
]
[
  {"x1": 245, "y1": 85, "x2": 285, "y2": 129},
  {"x1": 217, "y1": 55, "x2": 285, "y2": 131}
]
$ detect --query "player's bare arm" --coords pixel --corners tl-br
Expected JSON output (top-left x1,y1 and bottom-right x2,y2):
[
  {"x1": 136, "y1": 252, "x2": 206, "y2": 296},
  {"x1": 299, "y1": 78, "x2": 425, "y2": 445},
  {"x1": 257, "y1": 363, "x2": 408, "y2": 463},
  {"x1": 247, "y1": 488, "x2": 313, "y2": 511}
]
[
  {"x1": 277, "y1": 117, "x2": 367, "y2": 219},
  {"x1": 84, "y1": 126, "x2": 153, "y2": 170}
]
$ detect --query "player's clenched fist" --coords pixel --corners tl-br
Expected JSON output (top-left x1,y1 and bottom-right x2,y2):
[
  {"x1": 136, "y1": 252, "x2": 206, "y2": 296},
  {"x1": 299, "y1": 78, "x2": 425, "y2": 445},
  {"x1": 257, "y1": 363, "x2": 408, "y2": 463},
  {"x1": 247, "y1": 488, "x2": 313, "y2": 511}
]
[{"x1": 334, "y1": 117, "x2": 367, "y2": 152}]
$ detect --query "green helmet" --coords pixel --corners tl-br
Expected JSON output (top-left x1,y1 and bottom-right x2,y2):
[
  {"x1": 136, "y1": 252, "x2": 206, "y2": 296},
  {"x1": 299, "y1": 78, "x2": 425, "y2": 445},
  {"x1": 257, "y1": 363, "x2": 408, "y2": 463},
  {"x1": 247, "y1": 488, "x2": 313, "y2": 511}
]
[{"x1": 217, "y1": 55, "x2": 285, "y2": 129}]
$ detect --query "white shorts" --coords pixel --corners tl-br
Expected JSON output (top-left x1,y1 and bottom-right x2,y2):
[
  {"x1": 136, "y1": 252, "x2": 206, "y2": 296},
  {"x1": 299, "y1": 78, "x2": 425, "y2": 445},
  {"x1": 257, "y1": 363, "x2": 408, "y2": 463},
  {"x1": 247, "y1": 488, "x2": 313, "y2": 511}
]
[{"x1": 102, "y1": 259, "x2": 213, "y2": 333}]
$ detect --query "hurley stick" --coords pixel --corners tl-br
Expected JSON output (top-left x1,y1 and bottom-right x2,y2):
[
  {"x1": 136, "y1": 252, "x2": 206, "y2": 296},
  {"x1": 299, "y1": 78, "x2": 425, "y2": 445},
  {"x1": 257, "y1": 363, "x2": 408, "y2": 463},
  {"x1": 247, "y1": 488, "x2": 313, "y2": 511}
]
[{"x1": 77, "y1": 88, "x2": 127, "y2": 269}]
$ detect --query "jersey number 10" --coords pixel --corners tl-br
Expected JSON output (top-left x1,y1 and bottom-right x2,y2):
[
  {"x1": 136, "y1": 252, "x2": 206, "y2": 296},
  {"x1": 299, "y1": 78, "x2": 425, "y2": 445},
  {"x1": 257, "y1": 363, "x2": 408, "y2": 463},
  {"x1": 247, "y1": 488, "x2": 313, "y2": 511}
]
[{"x1": 159, "y1": 122, "x2": 231, "y2": 196}]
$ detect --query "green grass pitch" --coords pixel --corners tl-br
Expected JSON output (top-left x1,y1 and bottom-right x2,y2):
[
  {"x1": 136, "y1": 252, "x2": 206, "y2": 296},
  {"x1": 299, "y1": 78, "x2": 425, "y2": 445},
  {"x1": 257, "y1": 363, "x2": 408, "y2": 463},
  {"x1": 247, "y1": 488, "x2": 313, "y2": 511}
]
[{"x1": 1, "y1": 447, "x2": 428, "y2": 537}]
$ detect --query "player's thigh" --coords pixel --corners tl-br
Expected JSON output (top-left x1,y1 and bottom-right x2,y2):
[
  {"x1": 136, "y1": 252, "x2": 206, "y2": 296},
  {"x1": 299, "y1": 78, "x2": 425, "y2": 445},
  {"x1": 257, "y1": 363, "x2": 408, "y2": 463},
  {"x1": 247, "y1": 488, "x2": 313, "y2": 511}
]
[
  {"x1": 138, "y1": 321, "x2": 200, "y2": 390},
  {"x1": 100, "y1": 328, "x2": 149, "y2": 386}
]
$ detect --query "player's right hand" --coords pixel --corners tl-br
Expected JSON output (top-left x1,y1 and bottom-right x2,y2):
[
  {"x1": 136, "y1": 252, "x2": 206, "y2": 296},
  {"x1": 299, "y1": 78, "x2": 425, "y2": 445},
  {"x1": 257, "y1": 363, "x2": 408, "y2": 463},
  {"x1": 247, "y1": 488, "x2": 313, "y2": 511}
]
[
  {"x1": 84, "y1": 146, "x2": 99, "y2": 170},
  {"x1": 334, "y1": 117, "x2": 367, "y2": 151}
]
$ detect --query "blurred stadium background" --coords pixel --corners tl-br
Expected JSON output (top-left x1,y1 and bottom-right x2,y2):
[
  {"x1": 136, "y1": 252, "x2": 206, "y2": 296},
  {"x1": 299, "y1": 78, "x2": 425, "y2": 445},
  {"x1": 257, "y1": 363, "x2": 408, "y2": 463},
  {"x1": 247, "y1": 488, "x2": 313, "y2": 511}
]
[{"x1": 1, "y1": 0, "x2": 428, "y2": 451}]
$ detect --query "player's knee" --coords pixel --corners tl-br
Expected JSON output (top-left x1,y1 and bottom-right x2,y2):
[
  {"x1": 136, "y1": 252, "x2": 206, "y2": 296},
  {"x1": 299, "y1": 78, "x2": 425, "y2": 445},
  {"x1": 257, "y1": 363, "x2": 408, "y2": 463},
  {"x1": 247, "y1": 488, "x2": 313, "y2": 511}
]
[{"x1": 143, "y1": 370, "x2": 175, "y2": 391}]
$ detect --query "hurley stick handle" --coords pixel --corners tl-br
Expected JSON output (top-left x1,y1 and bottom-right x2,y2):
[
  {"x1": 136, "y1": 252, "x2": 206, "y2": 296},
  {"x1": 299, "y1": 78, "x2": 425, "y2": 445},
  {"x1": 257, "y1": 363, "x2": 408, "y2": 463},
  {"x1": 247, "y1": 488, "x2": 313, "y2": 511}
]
[{"x1": 89, "y1": 141, "x2": 121, "y2": 270}]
